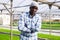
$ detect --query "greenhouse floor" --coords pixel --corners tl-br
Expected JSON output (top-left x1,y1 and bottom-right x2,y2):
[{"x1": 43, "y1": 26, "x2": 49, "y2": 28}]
[{"x1": 0, "y1": 26, "x2": 60, "y2": 36}]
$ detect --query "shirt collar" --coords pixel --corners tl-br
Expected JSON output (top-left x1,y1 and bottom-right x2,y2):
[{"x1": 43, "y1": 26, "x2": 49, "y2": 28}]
[{"x1": 28, "y1": 12, "x2": 37, "y2": 18}]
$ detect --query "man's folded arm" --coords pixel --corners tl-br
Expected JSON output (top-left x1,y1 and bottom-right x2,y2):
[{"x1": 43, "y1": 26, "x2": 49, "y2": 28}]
[
  {"x1": 31, "y1": 17, "x2": 41, "y2": 32},
  {"x1": 35, "y1": 17, "x2": 41, "y2": 32},
  {"x1": 18, "y1": 15, "x2": 31, "y2": 33}
]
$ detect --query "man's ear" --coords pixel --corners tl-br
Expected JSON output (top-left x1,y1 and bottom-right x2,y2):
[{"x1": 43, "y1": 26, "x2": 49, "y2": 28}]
[{"x1": 30, "y1": 7, "x2": 31, "y2": 9}]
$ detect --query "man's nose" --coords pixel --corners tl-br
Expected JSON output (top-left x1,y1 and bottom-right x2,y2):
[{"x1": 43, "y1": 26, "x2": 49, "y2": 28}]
[{"x1": 33, "y1": 9, "x2": 37, "y2": 11}]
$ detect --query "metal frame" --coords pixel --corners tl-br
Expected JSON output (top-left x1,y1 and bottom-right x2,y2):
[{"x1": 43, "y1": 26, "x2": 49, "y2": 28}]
[{"x1": 0, "y1": 0, "x2": 13, "y2": 40}]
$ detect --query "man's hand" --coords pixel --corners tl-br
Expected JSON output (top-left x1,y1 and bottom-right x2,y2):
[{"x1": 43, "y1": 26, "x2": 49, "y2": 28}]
[{"x1": 31, "y1": 28, "x2": 36, "y2": 33}]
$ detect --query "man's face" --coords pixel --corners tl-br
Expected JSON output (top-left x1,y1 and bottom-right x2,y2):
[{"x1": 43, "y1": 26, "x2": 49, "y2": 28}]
[{"x1": 30, "y1": 6, "x2": 38, "y2": 14}]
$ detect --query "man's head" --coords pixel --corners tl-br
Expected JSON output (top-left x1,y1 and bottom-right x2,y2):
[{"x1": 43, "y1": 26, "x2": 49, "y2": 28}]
[{"x1": 29, "y1": 1, "x2": 39, "y2": 15}]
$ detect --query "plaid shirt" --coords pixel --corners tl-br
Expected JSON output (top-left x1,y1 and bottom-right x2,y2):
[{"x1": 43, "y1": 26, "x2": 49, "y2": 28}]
[{"x1": 18, "y1": 12, "x2": 41, "y2": 40}]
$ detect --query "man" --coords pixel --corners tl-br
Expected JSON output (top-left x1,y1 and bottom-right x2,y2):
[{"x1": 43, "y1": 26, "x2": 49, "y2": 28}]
[{"x1": 18, "y1": 1, "x2": 41, "y2": 40}]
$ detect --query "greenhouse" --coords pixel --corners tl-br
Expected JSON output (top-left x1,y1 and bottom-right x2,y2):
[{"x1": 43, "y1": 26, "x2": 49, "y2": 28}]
[{"x1": 0, "y1": 0, "x2": 60, "y2": 40}]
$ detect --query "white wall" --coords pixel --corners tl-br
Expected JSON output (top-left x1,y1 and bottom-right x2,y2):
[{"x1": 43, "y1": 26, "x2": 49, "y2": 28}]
[{"x1": 1, "y1": 14, "x2": 10, "y2": 26}]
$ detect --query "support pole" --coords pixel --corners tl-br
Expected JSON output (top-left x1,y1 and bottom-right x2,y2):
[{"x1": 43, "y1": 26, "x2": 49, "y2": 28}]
[
  {"x1": 48, "y1": 0, "x2": 56, "y2": 35},
  {"x1": 2, "y1": 1, "x2": 13, "y2": 40},
  {"x1": 3, "y1": 4, "x2": 11, "y2": 13},
  {"x1": 48, "y1": 4, "x2": 52, "y2": 35},
  {"x1": 10, "y1": 0, "x2": 13, "y2": 40}
]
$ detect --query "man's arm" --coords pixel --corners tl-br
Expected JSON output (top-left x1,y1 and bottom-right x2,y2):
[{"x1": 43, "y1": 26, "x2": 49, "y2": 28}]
[
  {"x1": 35, "y1": 16, "x2": 41, "y2": 32},
  {"x1": 18, "y1": 14, "x2": 31, "y2": 33},
  {"x1": 31, "y1": 16, "x2": 41, "y2": 33}
]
